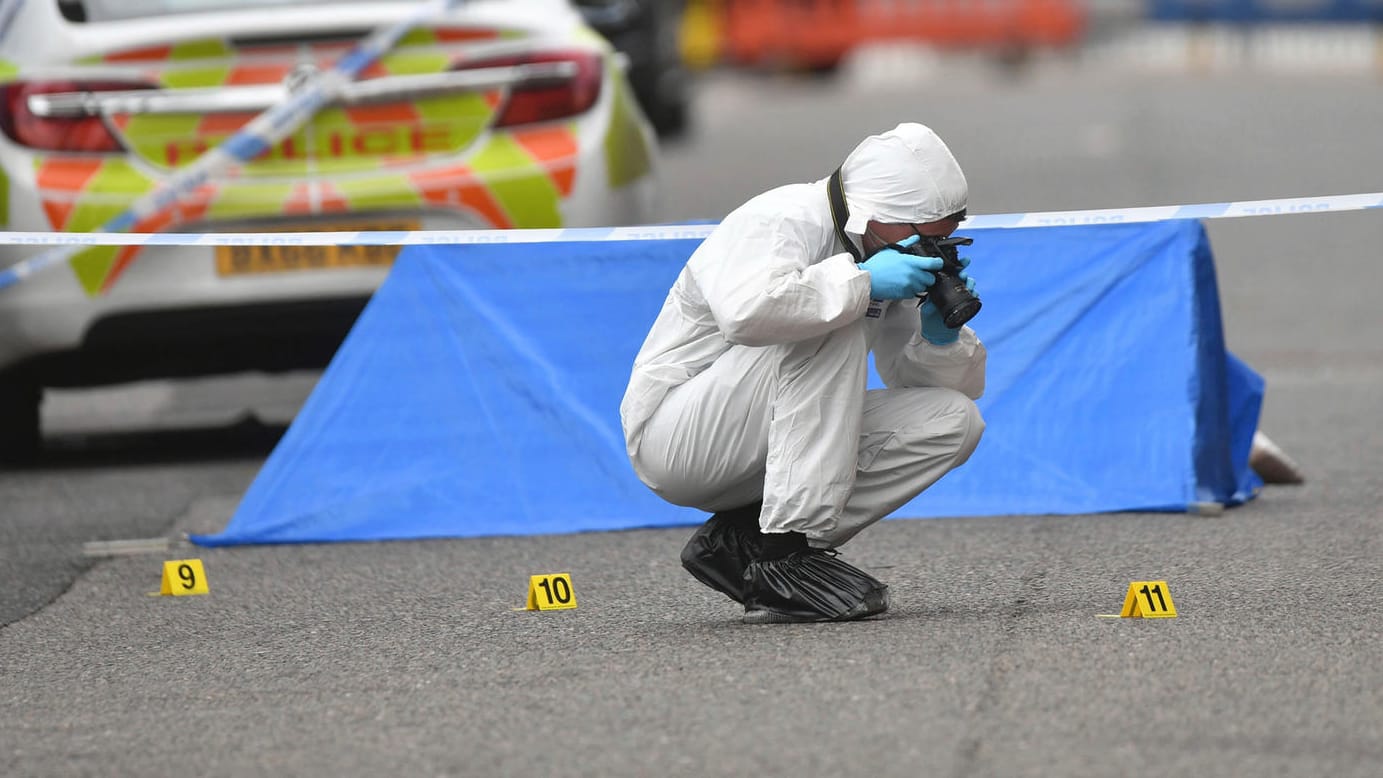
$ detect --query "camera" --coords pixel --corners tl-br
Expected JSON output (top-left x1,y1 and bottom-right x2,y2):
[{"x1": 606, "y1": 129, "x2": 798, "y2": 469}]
[{"x1": 903, "y1": 235, "x2": 981, "y2": 329}]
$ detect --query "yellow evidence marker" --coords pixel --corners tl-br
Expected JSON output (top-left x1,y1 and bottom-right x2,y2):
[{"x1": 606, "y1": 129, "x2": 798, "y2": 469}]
[
  {"x1": 525, "y1": 573, "x2": 577, "y2": 611},
  {"x1": 1118, "y1": 580, "x2": 1177, "y2": 618},
  {"x1": 150, "y1": 559, "x2": 209, "y2": 597}
]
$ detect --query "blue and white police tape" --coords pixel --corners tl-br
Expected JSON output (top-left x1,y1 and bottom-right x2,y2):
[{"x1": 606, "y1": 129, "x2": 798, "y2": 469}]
[
  {"x1": 0, "y1": 190, "x2": 1378, "y2": 259},
  {"x1": 0, "y1": 0, "x2": 460, "y2": 290}
]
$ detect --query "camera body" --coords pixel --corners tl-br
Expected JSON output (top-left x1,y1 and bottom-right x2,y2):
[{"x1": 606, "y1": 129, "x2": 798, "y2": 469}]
[{"x1": 902, "y1": 235, "x2": 981, "y2": 329}]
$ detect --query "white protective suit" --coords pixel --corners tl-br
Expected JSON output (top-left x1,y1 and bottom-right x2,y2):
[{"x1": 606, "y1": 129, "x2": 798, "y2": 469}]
[{"x1": 620, "y1": 124, "x2": 986, "y2": 548}]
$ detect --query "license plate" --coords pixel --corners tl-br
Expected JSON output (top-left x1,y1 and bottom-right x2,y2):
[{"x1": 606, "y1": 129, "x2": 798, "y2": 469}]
[{"x1": 214, "y1": 221, "x2": 419, "y2": 276}]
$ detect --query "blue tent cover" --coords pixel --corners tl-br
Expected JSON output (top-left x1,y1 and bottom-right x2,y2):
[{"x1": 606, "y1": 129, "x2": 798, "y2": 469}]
[{"x1": 192, "y1": 219, "x2": 1263, "y2": 546}]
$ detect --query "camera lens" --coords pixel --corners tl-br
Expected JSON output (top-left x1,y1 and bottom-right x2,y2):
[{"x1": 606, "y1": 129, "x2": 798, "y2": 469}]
[
  {"x1": 943, "y1": 296, "x2": 982, "y2": 329},
  {"x1": 934, "y1": 273, "x2": 981, "y2": 328}
]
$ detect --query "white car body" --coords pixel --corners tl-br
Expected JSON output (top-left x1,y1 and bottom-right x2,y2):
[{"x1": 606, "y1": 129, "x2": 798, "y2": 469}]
[{"x1": 0, "y1": 0, "x2": 659, "y2": 461}]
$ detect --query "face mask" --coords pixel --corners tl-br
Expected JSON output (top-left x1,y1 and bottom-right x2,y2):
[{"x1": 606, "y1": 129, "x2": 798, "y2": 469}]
[
  {"x1": 864, "y1": 227, "x2": 906, "y2": 258},
  {"x1": 866, "y1": 226, "x2": 934, "y2": 259}
]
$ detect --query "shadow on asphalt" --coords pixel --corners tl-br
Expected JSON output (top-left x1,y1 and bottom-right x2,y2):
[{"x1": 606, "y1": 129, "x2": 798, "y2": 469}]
[{"x1": 27, "y1": 415, "x2": 286, "y2": 470}]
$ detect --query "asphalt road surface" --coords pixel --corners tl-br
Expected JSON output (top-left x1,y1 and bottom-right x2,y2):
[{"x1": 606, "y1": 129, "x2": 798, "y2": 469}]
[{"x1": 3, "y1": 51, "x2": 1383, "y2": 777}]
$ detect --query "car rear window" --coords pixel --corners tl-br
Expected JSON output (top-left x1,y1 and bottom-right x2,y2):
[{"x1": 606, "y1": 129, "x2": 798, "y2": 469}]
[{"x1": 59, "y1": 0, "x2": 418, "y2": 23}]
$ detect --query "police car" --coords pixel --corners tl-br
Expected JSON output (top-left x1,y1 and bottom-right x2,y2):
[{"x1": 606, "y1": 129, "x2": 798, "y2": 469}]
[{"x1": 0, "y1": 0, "x2": 661, "y2": 464}]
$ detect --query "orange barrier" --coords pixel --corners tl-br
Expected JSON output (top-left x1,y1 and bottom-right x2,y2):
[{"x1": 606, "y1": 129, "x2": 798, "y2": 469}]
[{"x1": 715, "y1": 0, "x2": 1088, "y2": 70}]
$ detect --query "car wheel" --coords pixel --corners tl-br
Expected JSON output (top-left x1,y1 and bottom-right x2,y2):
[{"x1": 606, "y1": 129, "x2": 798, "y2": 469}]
[
  {"x1": 803, "y1": 57, "x2": 843, "y2": 78},
  {"x1": 604, "y1": 0, "x2": 692, "y2": 140},
  {"x1": 643, "y1": 84, "x2": 690, "y2": 139},
  {"x1": 0, "y1": 380, "x2": 42, "y2": 467}
]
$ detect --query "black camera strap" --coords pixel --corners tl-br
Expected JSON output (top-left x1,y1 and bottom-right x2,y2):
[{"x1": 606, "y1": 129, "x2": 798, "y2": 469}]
[{"x1": 827, "y1": 167, "x2": 863, "y2": 263}]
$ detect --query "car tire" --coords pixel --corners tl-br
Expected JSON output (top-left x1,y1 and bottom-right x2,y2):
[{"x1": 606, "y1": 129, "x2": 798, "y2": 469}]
[
  {"x1": 642, "y1": 82, "x2": 690, "y2": 139},
  {"x1": 0, "y1": 380, "x2": 42, "y2": 467},
  {"x1": 597, "y1": 0, "x2": 692, "y2": 140},
  {"x1": 804, "y1": 57, "x2": 843, "y2": 78},
  {"x1": 646, "y1": 1, "x2": 691, "y2": 140}
]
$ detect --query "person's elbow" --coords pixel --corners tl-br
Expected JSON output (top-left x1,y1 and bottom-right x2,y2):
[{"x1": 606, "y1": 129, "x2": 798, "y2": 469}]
[
  {"x1": 960, "y1": 371, "x2": 986, "y2": 401},
  {"x1": 713, "y1": 291, "x2": 802, "y2": 345},
  {"x1": 719, "y1": 314, "x2": 780, "y2": 347}
]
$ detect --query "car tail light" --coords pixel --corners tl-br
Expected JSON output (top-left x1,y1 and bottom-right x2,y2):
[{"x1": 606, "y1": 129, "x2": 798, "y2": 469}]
[
  {"x1": 0, "y1": 81, "x2": 150, "y2": 152},
  {"x1": 455, "y1": 51, "x2": 602, "y2": 128}
]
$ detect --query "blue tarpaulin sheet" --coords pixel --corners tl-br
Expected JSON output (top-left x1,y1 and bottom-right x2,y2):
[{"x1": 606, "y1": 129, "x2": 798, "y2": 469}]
[{"x1": 192, "y1": 219, "x2": 1263, "y2": 546}]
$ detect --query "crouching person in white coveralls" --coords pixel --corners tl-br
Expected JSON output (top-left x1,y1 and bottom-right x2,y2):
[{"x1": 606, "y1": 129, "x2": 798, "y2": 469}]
[{"x1": 619, "y1": 123, "x2": 987, "y2": 624}]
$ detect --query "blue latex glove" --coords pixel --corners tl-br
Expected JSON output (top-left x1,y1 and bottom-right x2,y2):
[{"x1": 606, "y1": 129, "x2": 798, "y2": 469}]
[
  {"x1": 859, "y1": 235, "x2": 943, "y2": 301},
  {"x1": 920, "y1": 261, "x2": 978, "y2": 345}
]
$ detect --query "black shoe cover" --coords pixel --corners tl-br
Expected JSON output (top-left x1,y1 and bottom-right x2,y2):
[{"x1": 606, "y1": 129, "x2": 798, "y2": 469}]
[
  {"x1": 742, "y1": 549, "x2": 889, "y2": 624},
  {"x1": 679, "y1": 503, "x2": 763, "y2": 603}
]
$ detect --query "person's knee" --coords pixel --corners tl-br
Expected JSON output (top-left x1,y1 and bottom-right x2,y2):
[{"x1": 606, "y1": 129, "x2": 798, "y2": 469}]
[
  {"x1": 949, "y1": 393, "x2": 985, "y2": 466},
  {"x1": 909, "y1": 388, "x2": 984, "y2": 465}
]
